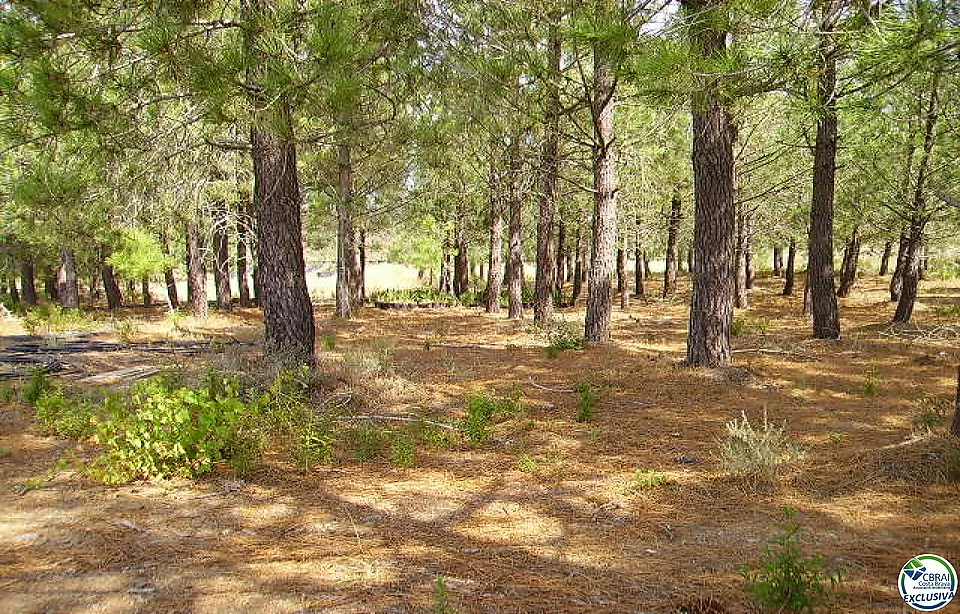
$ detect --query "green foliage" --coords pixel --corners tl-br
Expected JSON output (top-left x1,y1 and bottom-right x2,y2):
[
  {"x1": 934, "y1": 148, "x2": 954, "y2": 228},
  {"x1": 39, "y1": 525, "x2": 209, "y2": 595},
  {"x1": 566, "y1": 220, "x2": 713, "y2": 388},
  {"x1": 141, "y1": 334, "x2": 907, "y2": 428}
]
[
  {"x1": 535, "y1": 318, "x2": 585, "y2": 356},
  {"x1": 733, "y1": 315, "x2": 771, "y2": 337},
  {"x1": 34, "y1": 388, "x2": 96, "y2": 439},
  {"x1": 21, "y1": 305, "x2": 97, "y2": 335},
  {"x1": 862, "y1": 368, "x2": 879, "y2": 396},
  {"x1": 461, "y1": 389, "x2": 522, "y2": 444},
  {"x1": 574, "y1": 383, "x2": 598, "y2": 423},
  {"x1": 0, "y1": 446, "x2": 11, "y2": 457},
  {"x1": 23, "y1": 369, "x2": 52, "y2": 405},
  {"x1": 371, "y1": 287, "x2": 456, "y2": 306},
  {"x1": 945, "y1": 447, "x2": 960, "y2": 482},
  {"x1": 112, "y1": 317, "x2": 139, "y2": 344},
  {"x1": 720, "y1": 411, "x2": 803, "y2": 481},
  {"x1": 516, "y1": 453, "x2": 537, "y2": 472},
  {"x1": 390, "y1": 434, "x2": 416, "y2": 467},
  {"x1": 346, "y1": 423, "x2": 388, "y2": 460},
  {"x1": 89, "y1": 373, "x2": 258, "y2": 483},
  {"x1": 295, "y1": 417, "x2": 336, "y2": 471},
  {"x1": 431, "y1": 574, "x2": 457, "y2": 614},
  {"x1": 932, "y1": 303, "x2": 960, "y2": 318},
  {"x1": 0, "y1": 385, "x2": 15, "y2": 403},
  {"x1": 911, "y1": 396, "x2": 950, "y2": 431},
  {"x1": 742, "y1": 508, "x2": 842, "y2": 613},
  {"x1": 320, "y1": 331, "x2": 337, "y2": 350},
  {"x1": 628, "y1": 469, "x2": 670, "y2": 491},
  {"x1": 106, "y1": 228, "x2": 175, "y2": 281}
]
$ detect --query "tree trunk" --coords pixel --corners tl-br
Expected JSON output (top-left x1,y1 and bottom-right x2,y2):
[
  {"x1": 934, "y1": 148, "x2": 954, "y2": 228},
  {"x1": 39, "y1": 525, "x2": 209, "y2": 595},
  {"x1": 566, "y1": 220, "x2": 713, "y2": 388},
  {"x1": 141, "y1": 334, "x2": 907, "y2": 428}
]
[
  {"x1": 507, "y1": 136, "x2": 524, "y2": 319},
  {"x1": 159, "y1": 231, "x2": 179, "y2": 310},
  {"x1": 878, "y1": 240, "x2": 893, "y2": 276},
  {"x1": 20, "y1": 260, "x2": 37, "y2": 306},
  {"x1": 236, "y1": 203, "x2": 252, "y2": 307},
  {"x1": 686, "y1": 246, "x2": 694, "y2": 276},
  {"x1": 141, "y1": 277, "x2": 151, "y2": 308},
  {"x1": 572, "y1": 225, "x2": 584, "y2": 305},
  {"x1": 773, "y1": 245, "x2": 783, "y2": 277},
  {"x1": 453, "y1": 219, "x2": 469, "y2": 298},
  {"x1": 950, "y1": 365, "x2": 960, "y2": 438},
  {"x1": 336, "y1": 141, "x2": 359, "y2": 318},
  {"x1": 44, "y1": 266, "x2": 58, "y2": 301},
  {"x1": 744, "y1": 212, "x2": 754, "y2": 289},
  {"x1": 663, "y1": 191, "x2": 681, "y2": 297},
  {"x1": 734, "y1": 208, "x2": 749, "y2": 309},
  {"x1": 534, "y1": 23, "x2": 561, "y2": 323},
  {"x1": 101, "y1": 247, "x2": 123, "y2": 311},
  {"x1": 617, "y1": 247, "x2": 629, "y2": 310},
  {"x1": 890, "y1": 231, "x2": 908, "y2": 301},
  {"x1": 807, "y1": 10, "x2": 841, "y2": 340},
  {"x1": 836, "y1": 226, "x2": 861, "y2": 298},
  {"x1": 58, "y1": 247, "x2": 79, "y2": 309},
  {"x1": 212, "y1": 202, "x2": 232, "y2": 310},
  {"x1": 486, "y1": 147, "x2": 504, "y2": 314},
  {"x1": 634, "y1": 239, "x2": 645, "y2": 298},
  {"x1": 684, "y1": 0, "x2": 735, "y2": 367},
  {"x1": 893, "y1": 65, "x2": 942, "y2": 324},
  {"x1": 186, "y1": 218, "x2": 208, "y2": 318},
  {"x1": 555, "y1": 219, "x2": 566, "y2": 298},
  {"x1": 584, "y1": 44, "x2": 618, "y2": 344},
  {"x1": 9, "y1": 280, "x2": 19, "y2": 303},
  {"x1": 783, "y1": 237, "x2": 797, "y2": 296}
]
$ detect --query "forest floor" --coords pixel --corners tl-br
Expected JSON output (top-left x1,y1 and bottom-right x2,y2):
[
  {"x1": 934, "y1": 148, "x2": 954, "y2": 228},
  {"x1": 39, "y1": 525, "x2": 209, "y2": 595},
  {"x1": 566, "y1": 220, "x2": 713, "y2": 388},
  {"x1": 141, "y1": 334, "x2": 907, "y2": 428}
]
[{"x1": 1, "y1": 273, "x2": 959, "y2": 614}]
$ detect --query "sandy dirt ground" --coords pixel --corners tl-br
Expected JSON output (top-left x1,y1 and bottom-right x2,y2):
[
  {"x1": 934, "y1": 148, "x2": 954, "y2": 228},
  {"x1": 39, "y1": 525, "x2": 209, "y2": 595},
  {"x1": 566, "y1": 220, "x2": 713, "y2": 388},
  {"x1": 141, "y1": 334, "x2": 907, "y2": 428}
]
[{"x1": 1, "y1": 272, "x2": 958, "y2": 613}]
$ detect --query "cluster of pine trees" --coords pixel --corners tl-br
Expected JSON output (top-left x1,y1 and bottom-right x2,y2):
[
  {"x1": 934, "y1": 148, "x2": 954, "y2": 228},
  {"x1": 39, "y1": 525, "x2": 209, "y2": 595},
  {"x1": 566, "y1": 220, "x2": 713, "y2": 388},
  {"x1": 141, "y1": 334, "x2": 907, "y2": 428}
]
[{"x1": 1, "y1": 0, "x2": 958, "y2": 367}]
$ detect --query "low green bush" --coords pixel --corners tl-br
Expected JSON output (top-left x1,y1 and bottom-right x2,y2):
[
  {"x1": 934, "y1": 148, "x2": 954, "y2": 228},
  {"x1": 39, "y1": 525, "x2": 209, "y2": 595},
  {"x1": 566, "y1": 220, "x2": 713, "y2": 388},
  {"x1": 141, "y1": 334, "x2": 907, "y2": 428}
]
[
  {"x1": 371, "y1": 287, "x2": 456, "y2": 306},
  {"x1": 574, "y1": 383, "x2": 599, "y2": 422},
  {"x1": 720, "y1": 410, "x2": 803, "y2": 481},
  {"x1": 461, "y1": 389, "x2": 522, "y2": 444}
]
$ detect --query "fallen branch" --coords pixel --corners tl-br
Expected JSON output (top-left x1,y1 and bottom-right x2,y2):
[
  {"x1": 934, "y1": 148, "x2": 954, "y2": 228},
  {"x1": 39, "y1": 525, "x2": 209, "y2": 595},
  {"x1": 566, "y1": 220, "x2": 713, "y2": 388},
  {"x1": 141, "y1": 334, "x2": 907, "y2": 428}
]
[
  {"x1": 337, "y1": 414, "x2": 459, "y2": 431},
  {"x1": 527, "y1": 376, "x2": 574, "y2": 393},
  {"x1": 731, "y1": 348, "x2": 818, "y2": 360}
]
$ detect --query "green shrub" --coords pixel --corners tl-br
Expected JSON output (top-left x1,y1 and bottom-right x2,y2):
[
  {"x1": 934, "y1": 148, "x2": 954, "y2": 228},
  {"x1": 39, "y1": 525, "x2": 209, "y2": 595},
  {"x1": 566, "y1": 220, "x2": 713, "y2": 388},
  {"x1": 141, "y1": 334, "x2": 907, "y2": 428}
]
[
  {"x1": 628, "y1": 469, "x2": 669, "y2": 491},
  {"x1": 862, "y1": 368, "x2": 879, "y2": 396},
  {"x1": 320, "y1": 331, "x2": 337, "y2": 350},
  {"x1": 89, "y1": 373, "x2": 257, "y2": 483},
  {"x1": 461, "y1": 390, "x2": 522, "y2": 444},
  {"x1": 346, "y1": 424, "x2": 388, "y2": 460},
  {"x1": 431, "y1": 574, "x2": 457, "y2": 614},
  {"x1": 112, "y1": 318, "x2": 139, "y2": 344},
  {"x1": 0, "y1": 385, "x2": 15, "y2": 403},
  {"x1": 391, "y1": 435, "x2": 416, "y2": 467},
  {"x1": 371, "y1": 287, "x2": 456, "y2": 306},
  {"x1": 574, "y1": 383, "x2": 598, "y2": 422},
  {"x1": 535, "y1": 318, "x2": 584, "y2": 355},
  {"x1": 22, "y1": 305, "x2": 96, "y2": 336},
  {"x1": 23, "y1": 370, "x2": 53, "y2": 405},
  {"x1": 34, "y1": 389, "x2": 96, "y2": 439},
  {"x1": 911, "y1": 396, "x2": 950, "y2": 431},
  {"x1": 720, "y1": 411, "x2": 803, "y2": 481},
  {"x1": 743, "y1": 508, "x2": 842, "y2": 613},
  {"x1": 295, "y1": 417, "x2": 336, "y2": 471}
]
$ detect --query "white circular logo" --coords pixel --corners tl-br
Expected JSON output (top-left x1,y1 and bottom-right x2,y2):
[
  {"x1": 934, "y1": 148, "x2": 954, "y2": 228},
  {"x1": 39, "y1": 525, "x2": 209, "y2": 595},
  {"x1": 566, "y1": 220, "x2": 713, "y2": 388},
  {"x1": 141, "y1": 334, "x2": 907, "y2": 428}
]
[{"x1": 899, "y1": 554, "x2": 957, "y2": 611}]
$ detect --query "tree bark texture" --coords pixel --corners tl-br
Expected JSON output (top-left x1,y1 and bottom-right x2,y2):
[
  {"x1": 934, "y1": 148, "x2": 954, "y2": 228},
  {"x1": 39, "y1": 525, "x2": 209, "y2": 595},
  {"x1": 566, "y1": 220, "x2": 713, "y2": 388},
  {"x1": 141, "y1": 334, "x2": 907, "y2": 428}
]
[
  {"x1": 663, "y1": 192, "x2": 681, "y2": 298},
  {"x1": 186, "y1": 218, "x2": 208, "y2": 318},
  {"x1": 212, "y1": 201, "x2": 232, "y2": 310},
  {"x1": 486, "y1": 149, "x2": 505, "y2": 314},
  {"x1": 507, "y1": 136, "x2": 524, "y2": 319},
  {"x1": 534, "y1": 23, "x2": 561, "y2": 323},
  {"x1": 783, "y1": 238, "x2": 797, "y2": 296},
  {"x1": 20, "y1": 260, "x2": 37, "y2": 306},
  {"x1": 58, "y1": 247, "x2": 79, "y2": 309}
]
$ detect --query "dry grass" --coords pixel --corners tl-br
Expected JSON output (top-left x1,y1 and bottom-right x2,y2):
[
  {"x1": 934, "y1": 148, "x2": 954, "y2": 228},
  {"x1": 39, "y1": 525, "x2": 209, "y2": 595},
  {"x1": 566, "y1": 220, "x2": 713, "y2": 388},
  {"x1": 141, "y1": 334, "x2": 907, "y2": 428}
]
[{"x1": 1, "y1": 272, "x2": 958, "y2": 613}]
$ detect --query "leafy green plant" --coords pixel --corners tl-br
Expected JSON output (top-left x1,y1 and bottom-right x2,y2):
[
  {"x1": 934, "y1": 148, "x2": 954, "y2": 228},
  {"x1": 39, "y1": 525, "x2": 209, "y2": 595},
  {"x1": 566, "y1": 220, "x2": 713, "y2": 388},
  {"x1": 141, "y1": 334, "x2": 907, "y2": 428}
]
[
  {"x1": 628, "y1": 469, "x2": 670, "y2": 491},
  {"x1": 461, "y1": 390, "x2": 522, "y2": 444},
  {"x1": 827, "y1": 432, "x2": 846, "y2": 444},
  {"x1": 862, "y1": 368, "x2": 879, "y2": 396},
  {"x1": 295, "y1": 417, "x2": 336, "y2": 471},
  {"x1": 534, "y1": 318, "x2": 584, "y2": 355},
  {"x1": 390, "y1": 434, "x2": 416, "y2": 467},
  {"x1": 720, "y1": 410, "x2": 804, "y2": 482},
  {"x1": 431, "y1": 574, "x2": 457, "y2": 614},
  {"x1": 574, "y1": 383, "x2": 598, "y2": 422},
  {"x1": 346, "y1": 424, "x2": 388, "y2": 460},
  {"x1": 371, "y1": 287, "x2": 456, "y2": 306},
  {"x1": 0, "y1": 385, "x2": 15, "y2": 403},
  {"x1": 0, "y1": 446, "x2": 11, "y2": 457},
  {"x1": 911, "y1": 396, "x2": 950, "y2": 431},
  {"x1": 742, "y1": 508, "x2": 842, "y2": 613},
  {"x1": 320, "y1": 331, "x2": 337, "y2": 350},
  {"x1": 112, "y1": 318, "x2": 139, "y2": 344},
  {"x1": 517, "y1": 454, "x2": 537, "y2": 472},
  {"x1": 89, "y1": 373, "x2": 258, "y2": 483},
  {"x1": 22, "y1": 369, "x2": 53, "y2": 405},
  {"x1": 21, "y1": 305, "x2": 96, "y2": 335},
  {"x1": 34, "y1": 388, "x2": 96, "y2": 439}
]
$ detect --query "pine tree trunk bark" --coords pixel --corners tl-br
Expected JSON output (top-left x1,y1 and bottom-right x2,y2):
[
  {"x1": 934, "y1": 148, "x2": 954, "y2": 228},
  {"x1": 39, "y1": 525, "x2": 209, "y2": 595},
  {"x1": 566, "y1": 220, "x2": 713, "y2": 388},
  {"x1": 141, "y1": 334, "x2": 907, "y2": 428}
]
[
  {"x1": 836, "y1": 226, "x2": 861, "y2": 298},
  {"x1": 358, "y1": 226, "x2": 367, "y2": 301},
  {"x1": 572, "y1": 225, "x2": 585, "y2": 305},
  {"x1": 634, "y1": 239, "x2": 645, "y2": 298},
  {"x1": 101, "y1": 247, "x2": 123, "y2": 311},
  {"x1": 486, "y1": 148, "x2": 504, "y2": 314},
  {"x1": 159, "y1": 231, "x2": 179, "y2": 310},
  {"x1": 58, "y1": 247, "x2": 79, "y2": 309},
  {"x1": 44, "y1": 266, "x2": 58, "y2": 301},
  {"x1": 744, "y1": 212, "x2": 754, "y2": 289},
  {"x1": 807, "y1": 11, "x2": 841, "y2": 339},
  {"x1": 142, "y1": 277, "x2": 151, "y2": 308},
  {"x1": 186, "y1": 218, "x2": 208, "y2": 318},
  {"x1": 663, "y1": 192, "x2": 681, "y2": 298},
  {"x1": 684, "y1": 0, "x2": 736, "y2": 367},
  {"x1": 20, "y1": 260, "x2": 37, "y2": 306},
  {"x1": 507, "y1": 136, "x2": 524, "y2": 319},
  {"x1": 783, "y1": 238, "x2": 797, "y2": 296},
  {"x1": 734, "y1": 208, "x2": 749, "y2": 309},
  {"x1": 890, "y1": 231, "x2": 908, "y2": 300},
  {"x1": 584, "y1": 45, "x2": 618, "y2": 344},
  {"x1": 453, "y1": 218, "x2": 469, "y2": 298},
  {"x1": 336, "y1": 141, "x2": 359, "y2": 318},
  {"x1": 773, "y1": 245, "x2": 783, "y2": 277},
  {"x1": 212, "y1": 202, "x2": 232, "y2": 310},
  {"x1": 555, "y1": 219, "x2": 566, "y2": 297},
  {"x1": 894, "y1": 221, "x2": 924, "y2": 323},
  {"x1": 534, "y1": 22, "x2": 561, "y2": 324},
  {"x1": 236, "y1": 203, "x2": 251, "y2": 307},
  {"x1": 9, "y1": 280, "x2": 19, "y2": 303},
  {"x1": 617, "y1": 246, "x2": 629, "y2": 310},
  {"x1": 686, "y1": 246, "x2": 694, "y2": 276},
  {"x1": 878, "y1": 240, "x2": 893, "y2": 276}
]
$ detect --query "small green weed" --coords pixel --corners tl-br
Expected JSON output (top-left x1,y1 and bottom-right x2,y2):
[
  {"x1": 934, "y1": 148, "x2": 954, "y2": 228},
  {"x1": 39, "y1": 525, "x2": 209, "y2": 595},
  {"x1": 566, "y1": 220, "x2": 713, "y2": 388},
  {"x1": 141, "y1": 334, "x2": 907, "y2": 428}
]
[
  {"x1": 431, "y1": 574, "x2": 457, "y2": 614},
  {"x1": 0, "y1": 446, "x2": 11, "y2": 458},
  {"x1": 296, "y1": 418, "x2": 336, "y2": 471},
  {"x1": 911, "y1": 396, "x2": 950, "y2": 431},
  {"x1": 0, "y1": 385, "x2": 15, "y2": 403},
  {"x1": 827, "y1": 432, "x2": 846, "y2": 444},
  {"x1": 390, "y1": 435, "x2": 416, "y2": 467},
  {"x1": 535, "y1": 318, "x2": 584, "y2": 356},
  {"x1": 742, "y1": 508, "x2": 842, "y2": 613},
  {"x1": 320, "y1": 332, "x2": 336, "y2": 350},
  {"x1": 23, "y1": 370, "x2": 52, "y2": 405},
  {"x1": 733, "y1": 316, "x2": 771, "y2": 336},
  {"x1": 862, "y1": 368, "x2": 879, "y2": 396},
  {"x1": 22, "y1": 305, "x2": 97, "y2": 335},
  {"x1": 628, "y1": 469, "x2": 670, "y2": 491},
  {"x1": 574, "y1": 383, "x2": 598, "y2": 423},
  {"x1": 346, "y1": 424, "x2": 388, "y2": 460},
  {"x1": 517, "y1": 454, "x2": 537, "y2": 472},
  {"x1": 34, "y1": 388, "x2": 97, "y2": 439},
  {"x1": 461, "y1": 390, "x2": 522, "y2": 444},
  {"x1": 112, "y1": 318, "x2": 139, "y2": 344}
]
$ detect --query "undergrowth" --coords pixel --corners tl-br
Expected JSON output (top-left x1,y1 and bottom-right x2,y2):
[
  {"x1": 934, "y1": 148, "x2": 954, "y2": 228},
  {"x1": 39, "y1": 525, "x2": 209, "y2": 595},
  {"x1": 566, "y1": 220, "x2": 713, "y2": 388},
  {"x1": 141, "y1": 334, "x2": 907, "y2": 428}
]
[{"x1": 720, "y1": 410, "x2": 803, "y2": 482}]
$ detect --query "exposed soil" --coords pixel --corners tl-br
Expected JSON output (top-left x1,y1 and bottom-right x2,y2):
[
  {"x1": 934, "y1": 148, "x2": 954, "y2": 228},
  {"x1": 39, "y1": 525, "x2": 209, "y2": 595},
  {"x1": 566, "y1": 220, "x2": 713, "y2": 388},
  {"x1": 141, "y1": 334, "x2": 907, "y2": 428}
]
[{"x1": 1, "y1": 274, "x2": 958, "y2": 614}]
